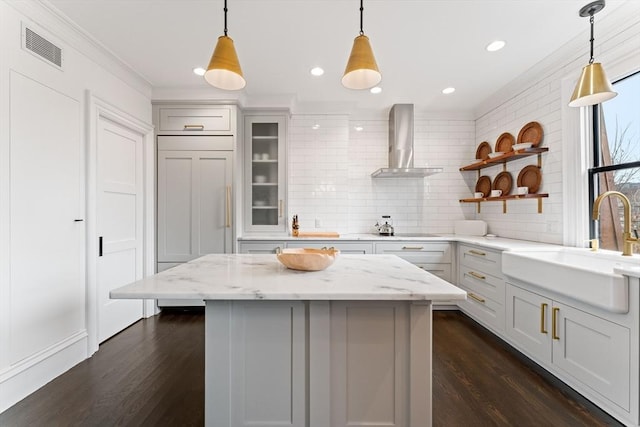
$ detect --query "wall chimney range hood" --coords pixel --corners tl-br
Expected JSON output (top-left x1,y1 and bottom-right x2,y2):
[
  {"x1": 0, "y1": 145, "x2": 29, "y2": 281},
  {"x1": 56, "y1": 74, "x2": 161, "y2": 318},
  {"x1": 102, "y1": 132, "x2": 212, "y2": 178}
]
[{"x1": 371, "y1": 104, "x2": 443, "y2": 178}]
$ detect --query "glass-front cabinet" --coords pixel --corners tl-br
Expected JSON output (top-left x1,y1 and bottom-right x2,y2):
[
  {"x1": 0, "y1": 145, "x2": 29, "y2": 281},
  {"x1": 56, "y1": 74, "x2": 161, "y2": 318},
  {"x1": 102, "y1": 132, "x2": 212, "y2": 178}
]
[{"x1": 244, "y1": 115, "x2": 287, "y2": 233}]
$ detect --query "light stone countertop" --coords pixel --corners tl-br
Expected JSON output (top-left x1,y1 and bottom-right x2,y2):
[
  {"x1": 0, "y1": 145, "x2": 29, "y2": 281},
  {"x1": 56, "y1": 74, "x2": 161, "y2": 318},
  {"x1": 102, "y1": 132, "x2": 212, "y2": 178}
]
[
  {"x1": 111, "y1": 254, "x2": 466, "y2": 302},
  {"x1": 238, "y1": 233, "x2": 560, "y2": 252}
]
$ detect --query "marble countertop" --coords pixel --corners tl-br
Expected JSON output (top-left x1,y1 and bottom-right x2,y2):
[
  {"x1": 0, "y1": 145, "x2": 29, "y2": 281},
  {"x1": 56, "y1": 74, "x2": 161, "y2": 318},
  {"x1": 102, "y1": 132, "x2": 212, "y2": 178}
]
[
  {"x1": 238, "y1": 233, "x2": 559, "y2": 252},
  {"x1": 111, "y1": 254, "x2": 467, "y2": 302}
]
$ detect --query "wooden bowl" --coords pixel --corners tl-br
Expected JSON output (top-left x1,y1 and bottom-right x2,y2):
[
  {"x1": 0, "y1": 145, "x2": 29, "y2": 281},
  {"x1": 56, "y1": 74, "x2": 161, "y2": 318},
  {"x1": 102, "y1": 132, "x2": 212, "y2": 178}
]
[{"x1": 276, "y1": 247, "x2": 340, "y2": 271}]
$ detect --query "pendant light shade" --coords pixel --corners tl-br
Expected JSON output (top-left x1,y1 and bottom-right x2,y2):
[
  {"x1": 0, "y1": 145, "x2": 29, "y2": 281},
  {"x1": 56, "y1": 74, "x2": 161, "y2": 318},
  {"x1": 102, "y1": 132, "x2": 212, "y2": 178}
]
[
  {"x1": 342, "y1": 34, "x2": 381, "y2": 90},
  {"x1": 569, "y1": 62, "x2": 616, "y2": 107},
  {"x1": 205, "y1": 35, "x2": 245, "y2": 90},
  {"x1": 204, "y1": 0, "x2": 246, "y2": 91},
  {"x1": 342, "y1": 0, "x2": 381, "y2": 90},
  {"x1": 568, "y1": 0, "x2": 617, "y2": 107}
]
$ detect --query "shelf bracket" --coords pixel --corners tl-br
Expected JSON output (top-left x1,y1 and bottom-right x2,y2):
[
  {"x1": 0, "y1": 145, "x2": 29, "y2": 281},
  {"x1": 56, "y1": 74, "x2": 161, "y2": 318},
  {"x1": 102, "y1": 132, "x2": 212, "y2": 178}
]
[
  {"x1": 477, "y1": 202, "x2": 481, "y2": 214},
  {"x1": 537, "y1": 153, "x2": 542, "y2": 168},
  {"x1": 503, "y1": 200, "x2": 507, "y2": 214},
  {"x1": 538, "y1": 197, "x2": 543, "y2": 214}
]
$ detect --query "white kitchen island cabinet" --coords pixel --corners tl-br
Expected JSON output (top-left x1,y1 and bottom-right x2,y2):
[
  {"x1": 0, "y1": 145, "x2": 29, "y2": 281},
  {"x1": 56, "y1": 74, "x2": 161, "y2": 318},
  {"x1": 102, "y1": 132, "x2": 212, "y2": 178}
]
[{"x1": 111, "y1": 254, "x2": 466, "y2": 427}]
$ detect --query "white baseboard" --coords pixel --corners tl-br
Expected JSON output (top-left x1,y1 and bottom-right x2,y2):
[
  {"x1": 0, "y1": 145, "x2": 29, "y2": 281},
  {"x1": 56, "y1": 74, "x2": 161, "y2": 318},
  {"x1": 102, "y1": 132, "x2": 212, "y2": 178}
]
[{"x1": 0, "y1": 332, "x2": 88, "y2": 413}]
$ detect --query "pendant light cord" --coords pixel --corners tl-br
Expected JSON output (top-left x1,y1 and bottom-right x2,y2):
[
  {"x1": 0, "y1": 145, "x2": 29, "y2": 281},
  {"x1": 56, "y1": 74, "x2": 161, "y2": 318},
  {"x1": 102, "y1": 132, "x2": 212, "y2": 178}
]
[
  {"x1": 223, "y1": 0, "x2": 228, "y2": 36},
  {"x1": 359, "y1": 0, "x2": 364, "y2": 35},
  {"x1": 589, "y1": 14, "x2": 595, "y2": 64}
]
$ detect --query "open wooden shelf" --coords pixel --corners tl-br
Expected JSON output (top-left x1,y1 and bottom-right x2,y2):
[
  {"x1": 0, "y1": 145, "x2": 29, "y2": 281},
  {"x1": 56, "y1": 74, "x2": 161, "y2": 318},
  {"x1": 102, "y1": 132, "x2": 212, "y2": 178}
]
[
  {"x1": 459, "y1": 193, "x2": 549, "y2": 213},
  {"x1": 460, "y1": 147, "x2": 549, "y2": 171}
]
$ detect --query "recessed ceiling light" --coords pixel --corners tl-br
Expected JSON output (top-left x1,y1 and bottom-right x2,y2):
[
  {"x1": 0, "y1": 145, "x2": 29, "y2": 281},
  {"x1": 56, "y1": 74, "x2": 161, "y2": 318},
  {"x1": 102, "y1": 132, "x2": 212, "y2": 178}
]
[
  {"x1": 312, "y1": 124, "x2": 320, "y2": 130},
  {"x1": 486, "y1": 40, "x2": 506, "y2": 52},
  {"x1": 354, "y1": 126, "x2": 364, "y2": 132},
  {"x1": 193, "y1": 67, "x2": 206, "y2": 76},
  {"x1": 370, "y1": 86, "x2": 382, "y2": 94},
  {"x1": 442, "y1": 87, "x2": 456, "y2": 94},
  {"x1": 310, "y1": 67, "x2": 325, "y2": 76}
]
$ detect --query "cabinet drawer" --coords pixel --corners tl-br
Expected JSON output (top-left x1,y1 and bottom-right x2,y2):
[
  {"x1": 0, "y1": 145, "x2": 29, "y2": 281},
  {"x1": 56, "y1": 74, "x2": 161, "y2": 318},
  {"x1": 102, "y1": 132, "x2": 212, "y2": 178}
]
[
  {"x1": 415, "y1": 263, "x2": 452, "y2": 283},
  {"x1": 459, "y1": 264, "x2": 504, "y2": 304},
  {"x1": 286, "y1": 241, "x2": 373, "y2": 254},
  {"x1": 458, "y1": 244, "x2": 502, "y2": 277},
  {"x1": 376, "y1": 242, "x2": 452, "y2": 263},
  {"x1": 238, "y1": 241, "x2": 285, "y2": 254},
  {"x1": 458, "y1": 285, "x2": 504, "y2": 333},
  {"x1": 159, "y1": 107, "x2": 232, "y2": 132}
]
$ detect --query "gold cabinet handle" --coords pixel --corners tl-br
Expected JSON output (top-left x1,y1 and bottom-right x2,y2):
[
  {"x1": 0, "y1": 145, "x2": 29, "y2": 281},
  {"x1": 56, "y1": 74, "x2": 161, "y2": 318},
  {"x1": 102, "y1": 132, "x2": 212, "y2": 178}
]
[
  {"x1": 468, "y1": 271, "x2": 486, "y2": 280},
  {"x1": 469, "y1": 249, "x2": 486, "y2": 256},
  {"x1": 468, "y1": 292, "x2": 485, "y2": 304},
  {"x1": 184, "y1": 124, "x2": 204, "y2": 130},
  {"x1": 278, "y1": 200, "x2": 283, "y2": 218},
  {"x1": 225, "y1": 185, "x2": 231, "y2": 228},
  {"x1": 552, "y1": 307, "x2": 560, "y2": 340},
  {"x1": 540, "y1": 303, "x2": 548, "y2": 334},
  {"x1": 402, "y1": 246, "x2": 424, "y2": 250}
]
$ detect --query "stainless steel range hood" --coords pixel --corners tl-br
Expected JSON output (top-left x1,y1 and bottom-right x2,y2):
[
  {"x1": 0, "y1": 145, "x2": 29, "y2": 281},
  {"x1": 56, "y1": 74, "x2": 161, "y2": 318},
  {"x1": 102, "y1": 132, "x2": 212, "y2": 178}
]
[{"x1": 371, "y1": 104, "x2": 443, "y2": 178}]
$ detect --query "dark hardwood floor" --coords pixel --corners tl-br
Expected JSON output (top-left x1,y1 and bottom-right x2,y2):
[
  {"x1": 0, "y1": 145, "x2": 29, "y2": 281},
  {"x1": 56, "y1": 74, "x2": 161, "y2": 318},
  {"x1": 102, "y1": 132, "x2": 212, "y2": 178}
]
[{"x1": 0, "y1": 310, "x2": 623, "y2": 427}]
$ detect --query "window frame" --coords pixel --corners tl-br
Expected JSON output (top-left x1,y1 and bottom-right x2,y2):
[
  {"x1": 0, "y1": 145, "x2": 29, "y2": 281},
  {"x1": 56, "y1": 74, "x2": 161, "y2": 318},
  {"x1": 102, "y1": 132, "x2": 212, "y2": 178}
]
[{"x1": 588, "y1": 72, "x2": 640, "y2": 241}]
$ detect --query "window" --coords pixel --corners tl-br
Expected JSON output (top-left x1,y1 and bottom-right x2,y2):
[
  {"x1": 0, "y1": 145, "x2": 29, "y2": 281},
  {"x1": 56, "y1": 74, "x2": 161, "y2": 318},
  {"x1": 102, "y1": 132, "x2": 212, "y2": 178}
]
[{"x1": 589, "y1": 71, "x2": 640, "y2": 253}]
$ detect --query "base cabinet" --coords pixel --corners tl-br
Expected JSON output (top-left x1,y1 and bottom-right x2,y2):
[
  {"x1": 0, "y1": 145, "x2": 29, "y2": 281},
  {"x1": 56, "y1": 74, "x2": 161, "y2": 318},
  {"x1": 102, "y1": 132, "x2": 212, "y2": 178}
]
[
  {"x1": 506, "y1": 283, "x2": 631, "y2": 412},
  {"x1": 205, "y1": 300, "x2": 433, "y2": 427},
  {"x1": 456, "y1": 244, "x2": 505, "y2": 332}
]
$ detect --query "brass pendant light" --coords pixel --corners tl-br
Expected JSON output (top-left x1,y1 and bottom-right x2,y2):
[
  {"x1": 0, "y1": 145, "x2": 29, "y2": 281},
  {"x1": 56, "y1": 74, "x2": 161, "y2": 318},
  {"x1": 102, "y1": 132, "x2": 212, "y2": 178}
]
[
  {"x1": 568, "y1": 0, "x2": 617, "y2": 107},
  {"x1": 204, "y1": 0, "x2": 246, "y2": 90},
  {"x1": 342, "y1": 0, "x2": 381, "y2": 90}
]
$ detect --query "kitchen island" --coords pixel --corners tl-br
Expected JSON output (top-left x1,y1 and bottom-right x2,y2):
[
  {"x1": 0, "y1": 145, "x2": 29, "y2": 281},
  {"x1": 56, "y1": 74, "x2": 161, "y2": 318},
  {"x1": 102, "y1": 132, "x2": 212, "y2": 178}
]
[{"x1": 111, "y1": 254, "x2": 466, "y2": 427}]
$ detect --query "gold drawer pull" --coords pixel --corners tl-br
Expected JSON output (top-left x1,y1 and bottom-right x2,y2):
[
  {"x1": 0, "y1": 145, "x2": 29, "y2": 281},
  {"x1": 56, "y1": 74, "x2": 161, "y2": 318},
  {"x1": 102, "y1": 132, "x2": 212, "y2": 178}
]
[
  {"x1": 552, "y1": 307, "x2": 560, "y2": 340},
  {"x1": 184, "y1": 124, "x2": 205, "y2": 130},
  {"x1": 540, "y1": 303, "x2": 548, "y2": 334},
  {"x1": 469, "y1": 249, "x2": 486, "y2": 256},
  {"x1": 225, "y1": 185, "x2": 232, "y2": 228},
  {"x1": 468, "y1": 293, "x2": 486, "y2": 304},
  {"x1": 402, "y1": 246, "x2": 424, "y2": 250},
  {"x1": 468, "y1": 271, "x2": 486, "y2": 280}
]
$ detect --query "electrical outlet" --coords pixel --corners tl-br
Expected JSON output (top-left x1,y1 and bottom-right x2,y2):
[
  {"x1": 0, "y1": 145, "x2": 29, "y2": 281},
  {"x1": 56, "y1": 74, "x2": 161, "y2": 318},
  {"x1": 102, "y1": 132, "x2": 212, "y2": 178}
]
[{"x1": 315, "y1": 218, "x2": 321, "y2": 228}]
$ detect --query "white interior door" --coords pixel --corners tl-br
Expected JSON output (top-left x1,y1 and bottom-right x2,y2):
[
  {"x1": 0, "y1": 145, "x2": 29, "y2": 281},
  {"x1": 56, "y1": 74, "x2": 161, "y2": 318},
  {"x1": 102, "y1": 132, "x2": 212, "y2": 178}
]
[{"x1": 97, "y1": 117, "x2": 143, "y2": 343}]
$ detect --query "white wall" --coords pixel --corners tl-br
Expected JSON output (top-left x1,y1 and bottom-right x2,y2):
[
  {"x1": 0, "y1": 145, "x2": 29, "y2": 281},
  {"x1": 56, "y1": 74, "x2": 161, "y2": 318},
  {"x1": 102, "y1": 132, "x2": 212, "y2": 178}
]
[
  {"x1": 473, "y1": 1, "x2": 640, "y2": 244},
  {"x1": 288, "y1": 115, "x2": 475, "y2": 234},
  {"x1": 288, "y1": 2, "x2": 640, "y2": 243},
  {"x1": 0, "y1": 1, "x2": 152, "y2": 413}
]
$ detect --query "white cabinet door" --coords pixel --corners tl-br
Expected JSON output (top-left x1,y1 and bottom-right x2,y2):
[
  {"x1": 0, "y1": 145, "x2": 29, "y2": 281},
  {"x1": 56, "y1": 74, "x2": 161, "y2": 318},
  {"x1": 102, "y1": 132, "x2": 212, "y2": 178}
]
[
  {"x1": 552, "y1": 302, "x2": 630, "y2": 411},
  {"x1": 158, "y1": 106, "x2": 232, "y2": 133},
  {"x1": 330, "y1": 301, "x2": 410, "y2": 427},
  {"x1": 505, "y1": 284, "x2": 552, "y2": 364},
  {"x1": 157, "y1": 143, "x2": 233, "y2": 262},
  {"x1": 244, "y1": 115, "x2": 287, "y2": 233},
  {"x1": 206, "y1": 301, "x2": 306, "y2": 427}
]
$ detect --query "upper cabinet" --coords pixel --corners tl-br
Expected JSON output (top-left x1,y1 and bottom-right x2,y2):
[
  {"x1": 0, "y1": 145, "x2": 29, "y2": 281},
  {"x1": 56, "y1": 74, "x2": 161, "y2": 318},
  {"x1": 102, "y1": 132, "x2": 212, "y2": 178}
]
[
  {"x1": 244, "y1": 114, "x2": 288, "y2": 233},
  {"x1": 155, "y1": 105, "x2": 235, "y2": 135}
]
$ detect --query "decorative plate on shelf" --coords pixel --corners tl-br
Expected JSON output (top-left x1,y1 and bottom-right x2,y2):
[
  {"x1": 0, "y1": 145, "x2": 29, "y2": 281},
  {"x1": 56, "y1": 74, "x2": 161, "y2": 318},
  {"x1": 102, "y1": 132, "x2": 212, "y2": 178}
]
[
  {"x1": 495, "y1": 132, "x2": 515, "y2": 153},
  {"x1": 475, "y1": 141, "x2": 492, "y2": 160},
  {"x1": 517, "y1": 165, "x2": 542, "y2": 193},
  {"x1": 475, "y1": 175, "x2": 492, "y2": 197},
  {"x1": 493, "y1": 171, "x2": 513, "y2": 195},
  {"x1": 517, "y1": 121, "x2": 543, "y2": 146}
]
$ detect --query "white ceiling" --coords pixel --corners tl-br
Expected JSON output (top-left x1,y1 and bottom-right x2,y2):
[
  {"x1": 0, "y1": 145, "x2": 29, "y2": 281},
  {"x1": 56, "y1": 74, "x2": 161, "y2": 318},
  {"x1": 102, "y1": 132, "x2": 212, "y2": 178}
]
[{"x1": 47, "y1": 0, "x2": 627, "y2": 116}]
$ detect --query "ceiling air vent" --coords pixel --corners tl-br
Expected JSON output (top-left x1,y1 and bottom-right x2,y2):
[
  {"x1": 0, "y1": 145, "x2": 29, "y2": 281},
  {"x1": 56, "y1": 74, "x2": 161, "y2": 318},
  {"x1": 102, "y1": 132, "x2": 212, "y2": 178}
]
[{"x1": 23, "y1": 26, "x2": 63, "y2": 69}]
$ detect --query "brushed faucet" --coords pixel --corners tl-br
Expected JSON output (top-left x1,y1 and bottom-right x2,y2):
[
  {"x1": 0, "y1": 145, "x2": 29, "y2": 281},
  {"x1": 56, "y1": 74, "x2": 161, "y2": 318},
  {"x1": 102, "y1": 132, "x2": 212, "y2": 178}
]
[{"x1": 592, "y1": 191, "x2": 638, "y2": 256}]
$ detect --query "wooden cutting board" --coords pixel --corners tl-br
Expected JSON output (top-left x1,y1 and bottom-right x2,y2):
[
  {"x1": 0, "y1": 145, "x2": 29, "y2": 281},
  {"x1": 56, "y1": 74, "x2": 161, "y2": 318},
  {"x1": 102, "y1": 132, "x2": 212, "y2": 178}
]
[{"x1": 295, "y1": 231, "x2": 340, "y2": 238}]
